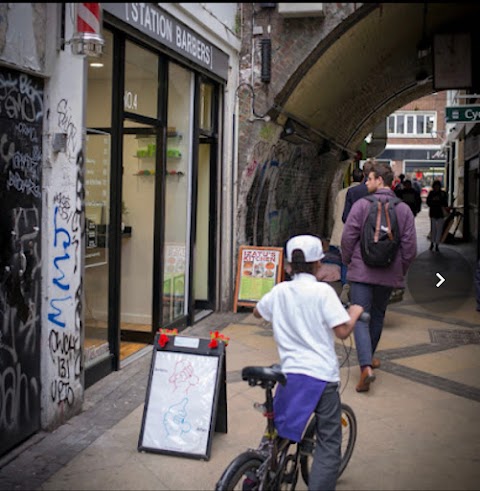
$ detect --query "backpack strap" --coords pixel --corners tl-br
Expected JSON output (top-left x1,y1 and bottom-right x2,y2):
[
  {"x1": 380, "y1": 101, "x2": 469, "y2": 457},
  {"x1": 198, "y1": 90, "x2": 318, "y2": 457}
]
[
  {"x1": 374, "y1": 200, "x2": 382, "y2": 243},
  {"x1": 384, "y1": 201, "x2": 393, "y2": 240},
  {"x1": 363, "y1": 194, "x2": 402, "y2": 205}
]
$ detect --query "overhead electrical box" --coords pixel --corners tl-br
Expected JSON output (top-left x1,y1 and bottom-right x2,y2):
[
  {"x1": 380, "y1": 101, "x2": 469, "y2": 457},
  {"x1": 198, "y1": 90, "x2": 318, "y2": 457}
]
[{"x1": 277, "y1": 3, "x2": 324, "y2": 18}]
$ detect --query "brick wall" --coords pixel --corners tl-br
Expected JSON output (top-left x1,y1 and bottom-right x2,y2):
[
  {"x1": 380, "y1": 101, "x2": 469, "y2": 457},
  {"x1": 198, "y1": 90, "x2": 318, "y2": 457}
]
[{"x1": 236, "y1": 3, "x2": 357, "y2": 250}]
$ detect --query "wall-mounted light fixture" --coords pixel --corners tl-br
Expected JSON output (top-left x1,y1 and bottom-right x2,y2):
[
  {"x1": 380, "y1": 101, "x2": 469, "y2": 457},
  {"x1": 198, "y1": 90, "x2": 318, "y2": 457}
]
[{"x1": 280, "y1": 118, "x2": 313, "y2": 144}]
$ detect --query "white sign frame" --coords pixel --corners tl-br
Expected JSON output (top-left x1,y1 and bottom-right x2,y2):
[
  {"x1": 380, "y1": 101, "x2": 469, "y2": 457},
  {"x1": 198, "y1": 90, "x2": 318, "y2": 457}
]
[{"x1": 138, "y1": 346, "x2": 222, "y2": 459}]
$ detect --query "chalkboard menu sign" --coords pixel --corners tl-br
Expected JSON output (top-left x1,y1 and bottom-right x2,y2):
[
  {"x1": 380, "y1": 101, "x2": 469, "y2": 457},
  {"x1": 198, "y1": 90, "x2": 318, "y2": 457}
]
[{"x1": 233, "y1": 246, "x2": 284, "y2": 311}]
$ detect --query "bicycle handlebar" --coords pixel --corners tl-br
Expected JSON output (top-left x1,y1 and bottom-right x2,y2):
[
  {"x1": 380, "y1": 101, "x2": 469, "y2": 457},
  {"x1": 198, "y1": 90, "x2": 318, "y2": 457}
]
[
  {"x1": 343, "y1": 302, "x2": 370, "y2": 324},
  {"x1": 359, "y1": 311, "x2": 370, "y2": 323}
]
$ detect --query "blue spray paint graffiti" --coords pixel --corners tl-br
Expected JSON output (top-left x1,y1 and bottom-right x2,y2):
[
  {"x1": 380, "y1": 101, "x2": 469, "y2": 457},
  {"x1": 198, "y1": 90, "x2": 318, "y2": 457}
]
[{"x1": 47, "y1": 206, "x2": 72, "y2": 328}]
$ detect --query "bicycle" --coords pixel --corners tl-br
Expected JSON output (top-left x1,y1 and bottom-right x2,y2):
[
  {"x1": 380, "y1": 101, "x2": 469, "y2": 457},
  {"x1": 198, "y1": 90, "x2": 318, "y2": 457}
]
[{"x1": 215, "y1": 364, "x2": 357, "y2": 490}]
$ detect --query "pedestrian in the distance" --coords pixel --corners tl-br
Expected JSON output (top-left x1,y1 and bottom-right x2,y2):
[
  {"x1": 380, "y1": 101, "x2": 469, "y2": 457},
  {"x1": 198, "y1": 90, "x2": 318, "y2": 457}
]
[
  {"x1": 397, "y1": 179, "x2": 422, "y2": 217},
  {"x1": 393, "y1": 173, "x2": 405, "y2": 195},
  {"x1": 475, "y1": 259, "x2": 480, "y2": 312},
  {"x1": 342, "y1": 159, "x2": 374, "y2": 223},
  {"x1": 426, "y1": 180, "x2": 449, "y2": 252},
  {"x1": 412, "y1": 176, "x2": 422, "y2": 194}
]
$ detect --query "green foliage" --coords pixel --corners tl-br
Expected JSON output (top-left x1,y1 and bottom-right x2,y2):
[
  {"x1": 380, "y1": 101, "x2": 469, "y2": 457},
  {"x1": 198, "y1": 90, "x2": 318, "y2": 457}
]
[{"x1": 259, "y1": 124, "x2": 275, "y2": 141}]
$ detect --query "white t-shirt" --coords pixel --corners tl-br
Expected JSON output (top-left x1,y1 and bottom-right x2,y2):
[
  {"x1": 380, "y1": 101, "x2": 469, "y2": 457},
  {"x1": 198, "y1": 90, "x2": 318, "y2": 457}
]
[{"x1": 256, "y1": 273, "x2": 350, "y2": 382}]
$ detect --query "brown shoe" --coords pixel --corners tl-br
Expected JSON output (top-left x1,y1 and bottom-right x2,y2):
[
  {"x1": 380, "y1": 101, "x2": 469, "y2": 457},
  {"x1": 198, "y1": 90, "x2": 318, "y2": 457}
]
[
  {"x1": 356, "y1": 366, "x2": 376, "y2": 392},
  {"x1": 372, "y1": 358, "x2": 381, "y2": 369}
]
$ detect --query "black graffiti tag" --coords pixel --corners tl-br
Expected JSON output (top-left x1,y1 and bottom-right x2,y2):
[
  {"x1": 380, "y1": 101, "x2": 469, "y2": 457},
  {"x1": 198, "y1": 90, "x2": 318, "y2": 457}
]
[
  {"x1": 56, "y1": 99, "x2": 77, "y2": 158},
  {"x1": 48, "y1": 329, "x2": 80, "y2": 406}
]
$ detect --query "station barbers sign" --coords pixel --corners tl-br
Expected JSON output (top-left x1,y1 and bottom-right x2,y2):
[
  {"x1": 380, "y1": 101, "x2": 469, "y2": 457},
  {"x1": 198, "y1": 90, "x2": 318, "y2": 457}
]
[{"x1": 103, "y1": 3, "x2": 229, "y2": 80}]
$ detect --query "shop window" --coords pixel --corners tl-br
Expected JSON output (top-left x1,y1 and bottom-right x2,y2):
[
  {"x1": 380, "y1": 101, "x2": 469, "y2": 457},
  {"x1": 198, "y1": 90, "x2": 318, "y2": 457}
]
[
  {"x1": 85, "y1": 28, "x2": 113, "y2": 365},
  {"x1": 124, "y1": 41, "x2": 159, "y2": 119},
  {"x1": 200, "y1": 83, "x2": 214, "y2": 133},
  {"x1": 388, "y1": 111, "x2": 437, "y2": 137},
  {"x1": 86, "y1": 29, "x2": 113, "y2": 128},
  {"x1": 163, "y1": 63, "x2": 193, "y2": 324}
]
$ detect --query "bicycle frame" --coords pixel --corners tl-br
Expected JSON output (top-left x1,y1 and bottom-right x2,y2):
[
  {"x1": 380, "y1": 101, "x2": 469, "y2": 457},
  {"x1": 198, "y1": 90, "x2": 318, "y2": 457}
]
[
  {"x1": 216, "y1": 364, "x2": 357, "y2": 491},
  {"x1": 244, "y1": 368, "x2": 303, "y2": 490}
]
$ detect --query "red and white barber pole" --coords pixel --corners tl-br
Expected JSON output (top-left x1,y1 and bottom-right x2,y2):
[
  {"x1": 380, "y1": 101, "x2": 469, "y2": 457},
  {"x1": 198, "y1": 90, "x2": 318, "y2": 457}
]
[{"x1": 71, "y1": 3, "x2": 104, "y2": 57}]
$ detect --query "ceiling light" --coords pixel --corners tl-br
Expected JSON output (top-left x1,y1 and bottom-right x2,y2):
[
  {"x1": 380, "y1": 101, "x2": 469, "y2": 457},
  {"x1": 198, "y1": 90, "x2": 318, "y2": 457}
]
[{"x1": 89, "y1": 62, "x2": 104, "y2": 68}]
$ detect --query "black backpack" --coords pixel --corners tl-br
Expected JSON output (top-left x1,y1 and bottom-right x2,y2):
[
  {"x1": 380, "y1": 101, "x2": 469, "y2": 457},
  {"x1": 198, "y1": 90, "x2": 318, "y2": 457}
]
[{"x1": 360, "y1": 195, "x2": 402, "y2": 267}]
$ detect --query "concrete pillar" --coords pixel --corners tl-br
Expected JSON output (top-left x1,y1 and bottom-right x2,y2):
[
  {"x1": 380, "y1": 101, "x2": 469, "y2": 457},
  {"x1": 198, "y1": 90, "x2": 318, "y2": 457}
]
[{"x1": 40, "y1": 3, "x2": 86, "y2": 430}]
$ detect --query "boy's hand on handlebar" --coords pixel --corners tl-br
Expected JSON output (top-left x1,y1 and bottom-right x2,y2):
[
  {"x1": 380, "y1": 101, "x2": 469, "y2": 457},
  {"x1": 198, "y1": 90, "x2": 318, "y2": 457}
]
[{"x1": 347, "y1": 304, "x2": 364, "y2": 321}]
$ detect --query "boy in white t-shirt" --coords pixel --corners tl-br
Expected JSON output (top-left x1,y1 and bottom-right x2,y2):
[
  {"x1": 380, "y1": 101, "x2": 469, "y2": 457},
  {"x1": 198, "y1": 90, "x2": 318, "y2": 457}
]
[{"x1": 253, "y1": 234, "x2": 363, "y2": 491}]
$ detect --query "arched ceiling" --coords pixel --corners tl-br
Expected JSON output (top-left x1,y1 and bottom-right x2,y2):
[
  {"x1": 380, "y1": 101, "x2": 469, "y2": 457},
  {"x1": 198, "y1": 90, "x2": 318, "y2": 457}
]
[{"x1": 278, "y1": 2, "x2": 480, "y2": 152}]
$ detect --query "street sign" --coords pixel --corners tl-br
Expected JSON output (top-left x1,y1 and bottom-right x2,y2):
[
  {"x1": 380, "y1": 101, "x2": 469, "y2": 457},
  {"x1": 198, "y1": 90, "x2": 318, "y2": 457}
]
[{"x1": 445, "y1": 105, "x2": 480, "y2": 123}]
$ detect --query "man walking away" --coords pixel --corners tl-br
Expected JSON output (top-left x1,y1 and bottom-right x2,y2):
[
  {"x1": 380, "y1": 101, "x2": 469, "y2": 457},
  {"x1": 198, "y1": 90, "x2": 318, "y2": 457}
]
[
  {"x1": 342, "y1": 159, "x2": 374, "y2": 223},
  {"x1": 341, "y1": 162, "x2": 417, "y2": 392}
]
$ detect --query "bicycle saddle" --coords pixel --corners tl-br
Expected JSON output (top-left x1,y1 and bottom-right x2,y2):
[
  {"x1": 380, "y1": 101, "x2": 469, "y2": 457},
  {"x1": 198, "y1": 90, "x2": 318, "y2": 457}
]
[{"x1": 242, "y1": 365, "x2": 287, "y2": 387}]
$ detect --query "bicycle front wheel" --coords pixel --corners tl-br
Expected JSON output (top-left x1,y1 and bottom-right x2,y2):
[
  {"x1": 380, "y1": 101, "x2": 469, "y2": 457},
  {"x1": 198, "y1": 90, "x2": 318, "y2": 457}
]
[
  {"x1": 215, "y1": 451, "x2": 267, "y2": 491},
  {"x1": 300, "y1": 403, "x2": 357, "y2": 486}
]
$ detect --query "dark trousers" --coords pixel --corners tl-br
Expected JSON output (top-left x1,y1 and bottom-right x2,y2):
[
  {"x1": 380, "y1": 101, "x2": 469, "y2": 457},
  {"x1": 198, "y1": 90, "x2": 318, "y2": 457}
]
[
  {"x1": 350, "y1": 282, "x2": 393, "y2": 367},
  {"x1": 308, "y1": 382, "x2": 341, "y2": 491}
]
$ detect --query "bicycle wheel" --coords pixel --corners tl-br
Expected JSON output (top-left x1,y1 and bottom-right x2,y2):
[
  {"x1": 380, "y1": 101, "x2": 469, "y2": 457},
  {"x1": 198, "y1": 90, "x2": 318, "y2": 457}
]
[
  {"x1": 215, "y1": 451, "x2": 267, "y2": 491},
  {"x1": 300, "y1": 403, "x2": 357, "y2": 486}
]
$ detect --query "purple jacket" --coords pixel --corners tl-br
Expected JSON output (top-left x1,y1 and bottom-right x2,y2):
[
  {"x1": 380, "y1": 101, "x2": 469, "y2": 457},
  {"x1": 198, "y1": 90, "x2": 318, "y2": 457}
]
[{"x1": 341, "y1": 188, "x2": 417, "y2": 288}]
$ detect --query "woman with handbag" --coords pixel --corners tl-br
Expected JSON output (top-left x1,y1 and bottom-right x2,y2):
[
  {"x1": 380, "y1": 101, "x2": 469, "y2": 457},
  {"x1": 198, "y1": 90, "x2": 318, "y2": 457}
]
[{"x1": 426, "y1": 180, "x2": 449, "y2": 252}]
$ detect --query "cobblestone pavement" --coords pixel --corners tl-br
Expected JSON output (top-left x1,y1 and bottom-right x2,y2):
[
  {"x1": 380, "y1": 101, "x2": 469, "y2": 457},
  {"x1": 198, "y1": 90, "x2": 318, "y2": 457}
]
[{"x1": 0, "y1": 211, "x2": 478, "y2": 490}]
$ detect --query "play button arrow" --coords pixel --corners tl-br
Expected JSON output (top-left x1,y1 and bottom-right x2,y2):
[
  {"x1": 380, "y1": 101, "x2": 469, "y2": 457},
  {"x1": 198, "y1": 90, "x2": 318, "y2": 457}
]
[{"x1": 436, "y1": 273, "x2": 445, "y2": 288}]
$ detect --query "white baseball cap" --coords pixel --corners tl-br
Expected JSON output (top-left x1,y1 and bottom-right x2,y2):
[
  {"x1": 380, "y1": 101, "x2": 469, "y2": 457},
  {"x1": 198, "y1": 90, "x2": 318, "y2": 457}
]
[{"x1": 286, "y1": 235, "x2": 325, "y2": 263}]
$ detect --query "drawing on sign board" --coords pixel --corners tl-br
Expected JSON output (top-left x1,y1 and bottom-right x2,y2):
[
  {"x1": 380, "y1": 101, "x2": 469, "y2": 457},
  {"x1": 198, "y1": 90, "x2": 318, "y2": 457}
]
[
  {"x1": 169, "y1": 359, "x2": 199, "y2": 394},
  {"x1": 140, "y1": 350, "x2": 219, "y2": 456},
  {"x1": 163, "y1": 397, "x2": 192, "y2": 437}
]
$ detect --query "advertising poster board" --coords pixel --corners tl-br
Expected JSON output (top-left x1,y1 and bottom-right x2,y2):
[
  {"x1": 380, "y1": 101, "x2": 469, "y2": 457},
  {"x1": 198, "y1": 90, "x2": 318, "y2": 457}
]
[
  {"x1": 138, "y1": 334, "x2": 227, "y2": 460},
  {"x1": 233, "y1": 246, "x2": 284, "y2": 312}
]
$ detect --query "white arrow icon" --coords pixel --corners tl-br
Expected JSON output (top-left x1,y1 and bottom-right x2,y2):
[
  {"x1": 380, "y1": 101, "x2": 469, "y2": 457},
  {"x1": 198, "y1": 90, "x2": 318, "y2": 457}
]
[{"x1": 436, "y1": 273, "x2": 445, "y2": 288}]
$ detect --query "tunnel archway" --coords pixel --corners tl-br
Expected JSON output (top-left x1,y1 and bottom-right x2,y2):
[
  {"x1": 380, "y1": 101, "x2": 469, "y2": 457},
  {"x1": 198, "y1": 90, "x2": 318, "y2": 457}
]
[{"x1": 236, "y1": 2, "x2": 480, "y2": 247}]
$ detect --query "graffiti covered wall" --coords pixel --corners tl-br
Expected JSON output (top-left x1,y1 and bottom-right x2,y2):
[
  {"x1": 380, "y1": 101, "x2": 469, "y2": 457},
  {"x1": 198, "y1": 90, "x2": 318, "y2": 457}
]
[
  {"x1": 0, "y1": 3, "x2": 87, "y2": 433},
  {"x1": 40, "y1": 35, "x2": 86, "y2": 428},
  {"x1": 237, "y1": 122, "x2": 345, "y2": 250},
  {"x1": 0, "y1": 67, "x2": 43, "y2": 457}
]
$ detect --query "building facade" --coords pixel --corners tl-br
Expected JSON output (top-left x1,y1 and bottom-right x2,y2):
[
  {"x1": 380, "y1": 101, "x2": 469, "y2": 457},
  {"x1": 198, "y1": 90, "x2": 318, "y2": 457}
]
[
  {"x1": 378, "y1": 91, "x2": 447, "y2": 196},
  {"x1": 0, "y1": 2, "x2": 240, "y2": 457}
]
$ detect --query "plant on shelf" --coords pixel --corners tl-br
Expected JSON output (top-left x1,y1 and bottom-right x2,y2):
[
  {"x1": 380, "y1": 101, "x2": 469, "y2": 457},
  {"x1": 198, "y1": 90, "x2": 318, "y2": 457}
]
[{"x1": 121, "y1": 200, "x2": 129, "y2": 231}]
